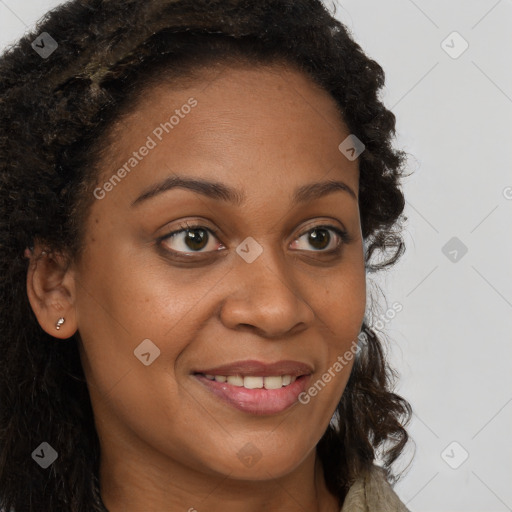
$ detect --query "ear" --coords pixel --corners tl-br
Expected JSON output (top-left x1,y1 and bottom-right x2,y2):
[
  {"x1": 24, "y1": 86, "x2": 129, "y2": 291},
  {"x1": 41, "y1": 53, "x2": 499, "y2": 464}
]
[{"x1": 25, "y1": 241, "x2": 78, "y2": 339}]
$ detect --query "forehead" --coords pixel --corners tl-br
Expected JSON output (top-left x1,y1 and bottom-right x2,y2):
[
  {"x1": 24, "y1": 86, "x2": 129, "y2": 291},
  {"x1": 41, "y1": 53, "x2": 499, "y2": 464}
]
[
  {"x1": 129, "y1": 62, "x2": 342, "y2": 122},
  {"x1": 103, "y1": 63, "x2": 346, "y2": 150},
  {"x1": 92, "y1": 63, "x2": 358, "y2": 208}
]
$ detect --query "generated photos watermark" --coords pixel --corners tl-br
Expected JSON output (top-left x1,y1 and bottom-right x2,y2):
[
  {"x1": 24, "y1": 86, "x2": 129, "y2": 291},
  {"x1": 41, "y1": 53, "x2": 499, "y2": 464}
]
[
  {"x1": 93, "y1": 97, "x2": 198, "y2": 200},
  {"x1": 298, "y1": 301, "x2": 402, "y2": 405}
]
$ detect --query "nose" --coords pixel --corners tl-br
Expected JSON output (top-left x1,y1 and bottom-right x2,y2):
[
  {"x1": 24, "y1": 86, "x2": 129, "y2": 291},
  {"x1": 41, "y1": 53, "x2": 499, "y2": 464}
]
[{"x1": 218, "y1": 247, "x2": 315, "y2": 338}]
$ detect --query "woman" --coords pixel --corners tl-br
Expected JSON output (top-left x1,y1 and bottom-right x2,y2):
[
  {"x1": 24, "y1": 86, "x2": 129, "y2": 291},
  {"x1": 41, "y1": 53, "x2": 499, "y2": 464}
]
[{"x1": 0, "y1": 0, "x2": 412, "y2": 510}]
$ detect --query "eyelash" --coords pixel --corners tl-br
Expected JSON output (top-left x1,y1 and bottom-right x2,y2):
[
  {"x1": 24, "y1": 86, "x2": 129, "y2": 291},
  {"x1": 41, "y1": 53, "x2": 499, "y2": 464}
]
[{"x1": 158, "y1": 221, "x2": 353, "y2": 257}]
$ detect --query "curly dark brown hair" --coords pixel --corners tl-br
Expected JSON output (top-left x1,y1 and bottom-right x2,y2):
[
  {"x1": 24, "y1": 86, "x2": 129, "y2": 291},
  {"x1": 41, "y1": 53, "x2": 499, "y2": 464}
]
[{"x1": 0, "y1": 0, "x2": 412, "y2": 510}]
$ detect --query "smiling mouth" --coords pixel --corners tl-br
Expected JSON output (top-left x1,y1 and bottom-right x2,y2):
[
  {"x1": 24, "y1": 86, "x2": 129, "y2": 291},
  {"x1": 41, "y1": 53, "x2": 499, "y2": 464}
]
[{"x1": 193, "y1": 373, "x2": 311, "y2": 415}]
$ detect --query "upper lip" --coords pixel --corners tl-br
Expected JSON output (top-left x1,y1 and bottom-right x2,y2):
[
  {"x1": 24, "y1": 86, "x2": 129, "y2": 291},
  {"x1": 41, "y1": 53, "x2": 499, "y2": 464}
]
[{"x1": 194, "y1": 359, "x2": 313, "y2": 377}]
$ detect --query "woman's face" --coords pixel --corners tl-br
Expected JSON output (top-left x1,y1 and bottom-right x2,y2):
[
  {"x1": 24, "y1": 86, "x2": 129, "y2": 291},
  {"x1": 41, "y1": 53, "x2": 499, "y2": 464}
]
[{"x1": 69, "y1": 64, "x2": 366, "y2": 481}]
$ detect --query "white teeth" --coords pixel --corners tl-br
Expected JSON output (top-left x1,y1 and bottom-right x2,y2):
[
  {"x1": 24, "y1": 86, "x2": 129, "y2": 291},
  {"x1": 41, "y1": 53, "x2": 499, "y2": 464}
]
[
  {"x1": 227, "y1": 375, "x2": 244, "y2": 387},
  {"x1": 243, "y1": 376, "x2": 263, "y2": 389},
  {"x1": 203, "y1": 374, "x2": 297, "y2": 389},
  {"x1": 263, "y1": 376, "x2": 283, "y2": 389}
]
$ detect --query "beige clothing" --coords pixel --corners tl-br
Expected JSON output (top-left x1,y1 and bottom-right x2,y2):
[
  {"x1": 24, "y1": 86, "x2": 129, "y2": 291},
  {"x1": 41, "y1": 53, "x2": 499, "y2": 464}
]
[{"x1": 340, "y1": 466, "x2": 410, "y2": 511}]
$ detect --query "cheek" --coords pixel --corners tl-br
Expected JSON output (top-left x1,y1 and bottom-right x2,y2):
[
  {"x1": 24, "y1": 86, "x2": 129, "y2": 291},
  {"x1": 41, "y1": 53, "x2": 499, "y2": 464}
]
[
  {"x1": 316, "y1": 252, "x2": 366, "y2": 388},
  {"x1": 320, "y1": 250, "x2": 367, "y2": 338},
  {"x1": 295, "y1": 268, "x2": 364, "y2": 430},
  {"x1": 74, "y1": 243, "x2": 205, "y2": 394}
]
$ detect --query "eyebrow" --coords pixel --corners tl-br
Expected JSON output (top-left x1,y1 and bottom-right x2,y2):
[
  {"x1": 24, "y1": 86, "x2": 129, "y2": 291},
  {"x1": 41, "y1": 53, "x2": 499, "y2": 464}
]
[{"x1": 130, "y1": 175, "x2": 357, "y2": 208}]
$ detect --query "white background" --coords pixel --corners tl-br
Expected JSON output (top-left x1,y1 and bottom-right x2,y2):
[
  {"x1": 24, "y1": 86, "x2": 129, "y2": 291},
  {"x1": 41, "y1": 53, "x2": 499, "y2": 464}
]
[{"x1": 1, "y1": 1, "x2": 511, "y2": 510}]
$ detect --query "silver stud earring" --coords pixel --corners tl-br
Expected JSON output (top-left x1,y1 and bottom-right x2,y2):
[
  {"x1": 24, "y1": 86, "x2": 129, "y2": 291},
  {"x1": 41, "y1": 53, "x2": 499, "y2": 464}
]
[{"x1": 55, "y1": 317, "x2": 65, "y2": 330}]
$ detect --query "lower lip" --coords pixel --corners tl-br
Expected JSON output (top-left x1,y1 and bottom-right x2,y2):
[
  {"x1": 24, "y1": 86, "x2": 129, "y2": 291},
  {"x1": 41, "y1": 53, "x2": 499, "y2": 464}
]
[{"x1": 194, "y1": 374, "x2": 311, "y2": 415}]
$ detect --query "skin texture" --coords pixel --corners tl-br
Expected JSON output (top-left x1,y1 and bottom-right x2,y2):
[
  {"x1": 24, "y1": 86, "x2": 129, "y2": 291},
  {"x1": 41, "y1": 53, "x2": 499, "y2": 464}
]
[{"x1": 26, "y1": 64, "x2": 366, "y2": 512}]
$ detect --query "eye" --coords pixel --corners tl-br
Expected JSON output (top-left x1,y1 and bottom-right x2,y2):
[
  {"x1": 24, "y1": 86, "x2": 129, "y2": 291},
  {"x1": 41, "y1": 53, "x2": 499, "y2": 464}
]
[
  {"x1": 159, "y1": 221, "x2": 224, "y2": 254},
  {"x1": 158, "y1": 222, "x2": 352, "y2": 256},
  {"x1": 291, "y1": 225, "x2": 352, "y2": 253}
]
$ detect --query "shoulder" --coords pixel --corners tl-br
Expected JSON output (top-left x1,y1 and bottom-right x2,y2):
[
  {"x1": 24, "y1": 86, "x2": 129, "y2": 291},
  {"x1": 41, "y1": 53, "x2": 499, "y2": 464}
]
[{"x1": 340, "y1": 465, "x2": 411, "y2": 512}]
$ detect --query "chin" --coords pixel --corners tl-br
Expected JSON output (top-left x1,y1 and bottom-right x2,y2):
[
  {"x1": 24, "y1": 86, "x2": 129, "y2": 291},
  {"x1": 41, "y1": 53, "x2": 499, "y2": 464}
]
[{"x1": 201, "y1": 441, "x2": 313, "y2": 481}]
